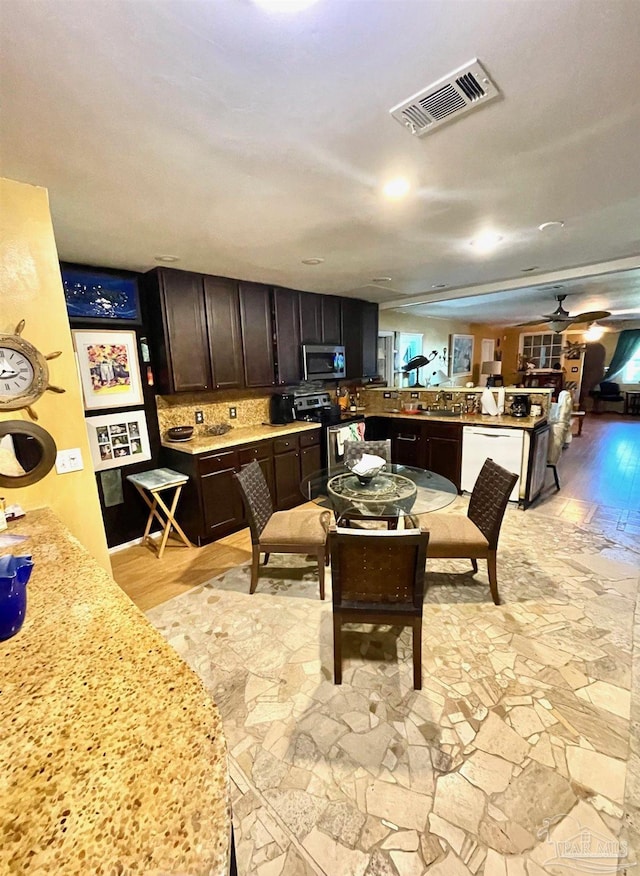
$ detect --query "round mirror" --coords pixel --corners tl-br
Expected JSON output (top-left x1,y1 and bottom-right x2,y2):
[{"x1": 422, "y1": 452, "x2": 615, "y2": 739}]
[{"x1": 0, "y1": 421, "x2": 57, "y2": 488}]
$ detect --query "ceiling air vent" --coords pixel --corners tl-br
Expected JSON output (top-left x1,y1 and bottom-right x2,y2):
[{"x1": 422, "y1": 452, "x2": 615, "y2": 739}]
[{"x1": 390, "y1": 59, "x2": 500, "y2": 137}]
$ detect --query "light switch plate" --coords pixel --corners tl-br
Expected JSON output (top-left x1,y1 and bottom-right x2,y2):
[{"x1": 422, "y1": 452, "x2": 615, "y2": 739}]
[
  {"x1": 229, "y1": 407, "x2": 237, "y2": 419},
  {"x1": 56, "y1": 448, "x2": 84, "y2": 474}
]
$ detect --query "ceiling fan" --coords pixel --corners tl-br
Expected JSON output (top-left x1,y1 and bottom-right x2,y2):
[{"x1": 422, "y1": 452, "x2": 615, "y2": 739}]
[{"x1": 517, "y1": 294, "x2": 611, "y2": 333}]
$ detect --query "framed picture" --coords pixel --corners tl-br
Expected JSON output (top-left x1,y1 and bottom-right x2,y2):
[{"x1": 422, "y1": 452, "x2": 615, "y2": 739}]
[
  {"x1": 72, "y1": 329, "x2": 143, "y2": 410},
  {"x1": 450, "y1": 334, "x2": 474, "y2": 378},
  {"x1": 85, "y1": 409, "x2": 151, "y2": 472},
  {"x1": 61, "y1": 266, "x2": 141, "y2": 323}
]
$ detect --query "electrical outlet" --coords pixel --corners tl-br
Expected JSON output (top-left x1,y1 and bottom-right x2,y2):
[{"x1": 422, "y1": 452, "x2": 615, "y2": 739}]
[
  {"x1": 229, "y1": 407, "x2": 237, "y2": 419},
  {"x1": 195, "y1": 410, "x2": 204, "y2": 424},
  {"x1": 445, "y1": 392, "x2": 453, "y2": 401},
  {"x1": 55, "y1": 448, "x2": 84, "y2": 474},
  {"x1": 410, "y1": 391, "x2": 419, "y2": 399},
  {"x1": 383, "y1": 392, "x2": 391, "y2": 398}
]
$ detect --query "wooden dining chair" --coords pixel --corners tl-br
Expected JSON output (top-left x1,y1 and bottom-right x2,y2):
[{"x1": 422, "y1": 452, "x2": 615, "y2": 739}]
[
  {"x1": 418, "y1": 458, "x2": 518, "y2": 605},
  {"x1": 329, "y1": 519, "x2": 429, "y2": 688},
  {"x1": 234, "y1": 461, "x2": 330, "y2": 598}
]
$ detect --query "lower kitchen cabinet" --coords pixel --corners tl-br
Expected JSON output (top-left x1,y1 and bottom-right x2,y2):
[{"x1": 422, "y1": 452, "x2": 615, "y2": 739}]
[
  {"x1": 375, "y1": 417, "x2": 463, "y2": 490},
  {"x1": 389, "y1": 419, "x2": 425, "y2": 467},
  {"x1": 424, "y1": 422, "x2": 463, "y2": 490},
  {"x1": 162, "y1": 430, "x2": 320, "y2": 544}
]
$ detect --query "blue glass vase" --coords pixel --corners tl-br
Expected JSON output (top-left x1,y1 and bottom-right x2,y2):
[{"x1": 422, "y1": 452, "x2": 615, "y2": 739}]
[{"x1": 0, "y1": 554, "x2": 34, "y2": 641}]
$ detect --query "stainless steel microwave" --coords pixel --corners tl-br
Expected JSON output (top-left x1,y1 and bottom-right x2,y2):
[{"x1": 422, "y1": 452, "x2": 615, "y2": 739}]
[{"x1": 302, "y1": 344, "x2": 346, "y2": 381}]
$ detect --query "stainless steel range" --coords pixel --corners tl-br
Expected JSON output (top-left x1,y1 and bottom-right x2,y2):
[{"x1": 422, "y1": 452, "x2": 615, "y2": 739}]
[{"x1": 293, "y1": 391, "x2": 365, "y2": 470}]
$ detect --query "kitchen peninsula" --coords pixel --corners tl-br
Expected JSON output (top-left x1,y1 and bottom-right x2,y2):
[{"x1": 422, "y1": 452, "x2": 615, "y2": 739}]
[{"x1": 0, "y1": 510, "x2": 230, "y2": 875}]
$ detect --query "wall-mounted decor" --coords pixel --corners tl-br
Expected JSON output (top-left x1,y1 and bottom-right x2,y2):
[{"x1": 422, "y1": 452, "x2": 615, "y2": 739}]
[
  {"x1": 449, "y1": 334, "x2": 474, "y2": 378},
  {"x1": 62, "y1": 267, "x2": 141, "y2": 323},
  {"x1": 72, "y1": 329, "x2": 142, "y2": 410},
  {"x1": 85, "y1": 409, "x2": 151, "y2": 472},
  {"x1": 0, "y1": 319, "x2": 65, "y2": 420}
]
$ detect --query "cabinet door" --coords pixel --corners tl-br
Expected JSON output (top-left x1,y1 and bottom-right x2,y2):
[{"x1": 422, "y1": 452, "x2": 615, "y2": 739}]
[
  {"x1": 321, "y1": 296, "x2": 342, "y2": 344},
  {"x1": 391, "y1": 421, "x2": 425, "y2": 467},
  {"x1": 273, "y1": 287, "x2": 302, "y2": 385},
  {"x1": 201, "y1": 467, "x2": 243, "y2": 539},
  {"x1": 299, "y1": 291, "x2": 322, "y2": 344},
  {"x1": 238, "y1": 442, "x2": 275, "y2": 502},
  {"x1": 361, "y1": 301, "x2": 379, "y2": 378},
  {"x1": 203, "y1": 276, "x2": 244, "y2": 390},
  {"x1": 300, "y1": 443, "x2": 321, "y2": 483},
  {"x1": 158, "y1": 269, "x2": 211, "y2": 392},
  {"x1": 426, "y1": 437, "x2": 462, "y2": 490},
  {"x1": 239, "y1": 282, "x2": 276, "y2": 387},
  {"x1": 274, "y1": 443, "x2": 301, "y2": 510}
]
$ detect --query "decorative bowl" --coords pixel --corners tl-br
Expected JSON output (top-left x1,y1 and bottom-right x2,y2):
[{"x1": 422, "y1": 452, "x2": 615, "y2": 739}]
[
  {"x1": 206, "y1": 423, "x2": 232, "y2": 436},
  {"x1": 167, "y1": 425, "x2": 194, "y2": 441}
]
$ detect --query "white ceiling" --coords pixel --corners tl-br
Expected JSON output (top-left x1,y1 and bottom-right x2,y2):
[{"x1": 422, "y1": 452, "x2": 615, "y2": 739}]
[{"x1": 1, "y1": 0, "x2": 640, "y2": 325}]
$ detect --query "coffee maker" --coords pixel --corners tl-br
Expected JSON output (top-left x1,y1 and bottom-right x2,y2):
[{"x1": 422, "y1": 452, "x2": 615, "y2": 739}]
[
  {"x1": 270, "y1": 393, "x2": 296, "y2": 424},
  {"x1": 510, "y1": 394, "x2": 531, "y2": 418}
]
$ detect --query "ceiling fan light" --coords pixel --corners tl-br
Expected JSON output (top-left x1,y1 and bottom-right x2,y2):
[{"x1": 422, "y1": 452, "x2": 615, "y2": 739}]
[
  {"x1": 584, "y1": 323, "x2": 605, "y2": 341},
  {"x1": 549, "y1": 320, "x2": 569, "y2": 333}
]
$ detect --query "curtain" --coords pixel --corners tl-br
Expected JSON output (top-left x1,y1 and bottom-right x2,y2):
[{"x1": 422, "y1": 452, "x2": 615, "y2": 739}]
[{"x1": 605, "y1": 329, "x2": 640, "y2": 381}]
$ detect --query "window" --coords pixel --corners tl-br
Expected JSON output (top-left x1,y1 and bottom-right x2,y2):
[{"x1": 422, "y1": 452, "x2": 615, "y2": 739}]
[
  {"x1": 520, "y1": 332, "x2": 563, "y2": 369},
  {"x1": 622, "y1": 349, "x2": 640, "y2": 383}
]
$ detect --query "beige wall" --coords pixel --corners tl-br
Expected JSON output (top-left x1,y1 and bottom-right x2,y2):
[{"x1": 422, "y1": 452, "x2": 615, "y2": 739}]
[
  {"x1": 379, "y1": 310, "x2": 502, "y2": 387},
  {"x1": 0, "y1": 178, "x2": 110, "y2": 569}
]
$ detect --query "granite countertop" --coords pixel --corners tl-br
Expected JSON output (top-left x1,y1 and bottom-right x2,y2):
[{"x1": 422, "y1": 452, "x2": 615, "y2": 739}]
[
  {"x1": 161, "y1": 419, "x2": 321, "y2": 455},
  {"x1": 0, "y1": 509, "x2": 230, "y2": 875},
  {"x1": 367, "y1": 411, "x2": 547, "y2": 429}
]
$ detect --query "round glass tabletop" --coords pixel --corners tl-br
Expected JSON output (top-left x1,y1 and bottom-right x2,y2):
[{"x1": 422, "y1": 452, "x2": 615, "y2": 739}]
[{"x1": 301, "y1": 463, "x2": 458, "y2": 518}]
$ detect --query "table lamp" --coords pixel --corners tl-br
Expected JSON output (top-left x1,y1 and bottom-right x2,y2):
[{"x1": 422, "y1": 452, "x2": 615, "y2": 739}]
[
  {"x1": 481, "y1": 361, "x2": 502, "y2": 387},
  {"x1": 402, "y1": 351, "x2": 437, "y2": 387}
]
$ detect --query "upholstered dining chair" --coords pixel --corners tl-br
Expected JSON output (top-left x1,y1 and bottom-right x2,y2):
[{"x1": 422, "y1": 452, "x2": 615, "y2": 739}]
[
  {"x1": 418, "y1": 458, "x2": 518, "y2": 605},
  {"x1": 547, "y1": 390, "x2": 573, "y2": 490},
  {"x1": 329, "y1": 518, "x2": 429, "y2": 689},
  {"x1": 343, "y1": 439, "x2": 392, "y2": 467},
  {"x1": 234, "y1": 461, "x2": 330, "y2": 598}
]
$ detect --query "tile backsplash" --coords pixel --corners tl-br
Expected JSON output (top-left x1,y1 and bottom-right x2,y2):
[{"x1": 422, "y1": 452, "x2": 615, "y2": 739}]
[{"x1": 156, "y1": 389, "x2": 271, "y2": 438}]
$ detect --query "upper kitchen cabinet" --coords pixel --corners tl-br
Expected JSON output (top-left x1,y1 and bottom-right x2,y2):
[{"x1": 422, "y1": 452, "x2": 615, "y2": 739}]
[
  {"x1": 239, "y1": 281, "x2": 276, "y2": 387},
  {"x1": 299, "y1": 291, "x2": 343, "y2": 345},
  {"x1": 142, "y1": 268, "x2": 212, "y2": 394},
  {"x1": 203, "y1": 276, "x2": 244, "y2": 390},
  {"x1": 273, "y1": 287, "x2": 302, "y2": 385},
  {"x1": 342, "y1": 298, "x2": 379, "y2": 379}
]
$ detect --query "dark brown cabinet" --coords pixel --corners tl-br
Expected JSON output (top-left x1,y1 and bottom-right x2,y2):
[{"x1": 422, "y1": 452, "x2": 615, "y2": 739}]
[
  {"x1": 203, "y1": 276, "x2": 244, "y2": 390},
  {"x1": 321, "y1": 296, "x2": 342, "y2": 345},
  {"x1": 273, "y1": 287, "x2": 302, "y2": 385},
  {"x1": 376, "y1": 416, "x2": 462, "y2": 490},
  {"x1": 342, "y1": 298, "x2": 379, "y2": 379},
  {"x1": 424, "y1": 422, "x2": 462, "y2": 490},
  {"x1": 389, "y1": 419, "x2": 425, "y2": 467},
  {"x1": 144, "y1": 268, "x2": 212, "y2": 393},
  {"x1": 300, "y1": 430, "x2": 322, "y2": 482},
  {"x1": 239, "y1": 282, "x2": 276, "y2": 387},
  {"x1": 161, "y1": 428, "x2": 321, "y2": 544},
  {"x1": 299, "y1": 291, "x2": 343, "y2": 345},
  {"x1": 273, "y1": 435, "x2": 301, "y2": 510}
]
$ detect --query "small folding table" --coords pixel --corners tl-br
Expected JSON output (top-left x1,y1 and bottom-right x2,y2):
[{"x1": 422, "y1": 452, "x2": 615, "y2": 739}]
[{"x1": 127, "y1": 468, "x2": 193, "y2": 559}]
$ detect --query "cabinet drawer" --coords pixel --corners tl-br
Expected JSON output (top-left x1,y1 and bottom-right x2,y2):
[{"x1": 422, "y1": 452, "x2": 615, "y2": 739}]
[
  {"x1": 238, "y1": 441, "x2": 273, "y2": 466},
  {"x1": 426, "y1": 422, "x2": 462, "y2": 439},
  {"x1": 198, "y1": 449, "x2": 238, "y2": 475},
  {"x1": 274, "y1": 435, "x2": 300, "y2": 455},
  {"x1": 299, "y1": 430, "x2": 320, "y2": 449}
]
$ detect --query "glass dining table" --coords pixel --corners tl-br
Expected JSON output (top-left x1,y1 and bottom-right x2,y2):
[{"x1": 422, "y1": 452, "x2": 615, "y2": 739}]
[{"x1": 300, "y1": 463, "x2": 458, "y2": 521}]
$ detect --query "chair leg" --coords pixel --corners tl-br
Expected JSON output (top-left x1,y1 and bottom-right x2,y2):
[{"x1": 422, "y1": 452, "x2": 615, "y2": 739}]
[
  {"x1": 249, "y1": 545, "x2": 261, "y2": 594},
  {"x1": 552, "y1": 464, "x2": 560, "y2": 491},
  {"x1": 333, "y1": 613, "x2": 342, "y2": 684},
  {"x1": 487, "y1": 551, "x2": 500, "y2": 605},
  {"x1": 317, "y1": 548, "x2": 325, "y2": 600},
  {"x1": 263, "y1": 552, "x2": 270, "y2": 566},
  {"x1": 412, "y1": 617, "x2": 422, "y2": 690},
  {"x1": 471, "y1": 558, "x2": 478, "y2": 574}
]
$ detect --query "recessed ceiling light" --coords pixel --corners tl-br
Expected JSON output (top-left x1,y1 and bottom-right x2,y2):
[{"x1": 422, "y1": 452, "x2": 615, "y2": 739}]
[
  {"x1": 155, "y1": 255, "x2": 180, "y2": 263},
  {"x1": 253, "y1": 0, "x2": 319, "y2": 12},
  {"x1": 383, "y1": 177, "x2": 410, "y2": 200},
  {"x1": 521, "y1": 266, "x2": 539, "y2": 272},
  {"x1": 301, "y1": 257, "x2": 324, "y2": 265},
  {"x1": 432, "y1": 283, "x2": 448, "y2": 289},
  {"x1": 470, "y1": 232, "x2": 503, "y2": 255},
  {"x1": 538, "y1": 220, "x2": 565, "y2": 232},
  {"x1": 372, "y1": 277, "x2": 392, "y2": 283}
]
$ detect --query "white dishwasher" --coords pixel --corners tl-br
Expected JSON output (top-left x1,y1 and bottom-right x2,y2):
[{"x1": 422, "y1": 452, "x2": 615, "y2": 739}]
[{"x1": 462, "y1": 426, "x2": 524, "y2": 501}]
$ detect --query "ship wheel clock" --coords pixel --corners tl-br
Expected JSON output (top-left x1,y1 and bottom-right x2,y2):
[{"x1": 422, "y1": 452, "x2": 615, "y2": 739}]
[{"x1": 0, "y1": 320, "x2": 65, "y2": 420}]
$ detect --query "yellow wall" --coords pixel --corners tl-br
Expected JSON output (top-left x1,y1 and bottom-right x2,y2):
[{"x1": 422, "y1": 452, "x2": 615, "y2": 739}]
[
  {"x1": 0, "y1": 178, "x2": 110, "y2": 569},
  {"x1": 379, "y1": 310, "x2": 502, "y2": 386}
]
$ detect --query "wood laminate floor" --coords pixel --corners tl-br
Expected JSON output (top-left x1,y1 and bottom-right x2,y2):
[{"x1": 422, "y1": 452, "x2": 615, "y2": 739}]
[{"x1": 111, "y1": 413, "x2": 640, "y2": 610}]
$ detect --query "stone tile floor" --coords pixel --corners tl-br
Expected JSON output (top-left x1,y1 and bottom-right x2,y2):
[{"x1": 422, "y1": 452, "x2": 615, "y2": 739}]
[{"x1": 147, "y1": 496, "x2": 640, "y2": 875}]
